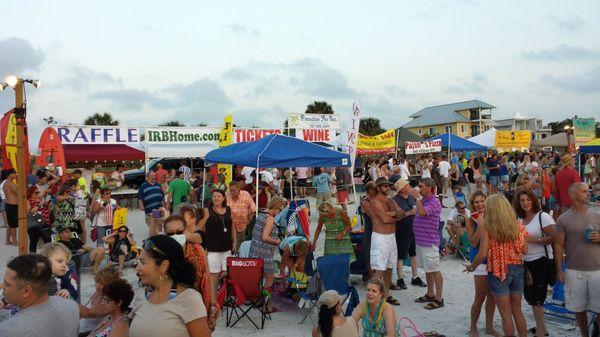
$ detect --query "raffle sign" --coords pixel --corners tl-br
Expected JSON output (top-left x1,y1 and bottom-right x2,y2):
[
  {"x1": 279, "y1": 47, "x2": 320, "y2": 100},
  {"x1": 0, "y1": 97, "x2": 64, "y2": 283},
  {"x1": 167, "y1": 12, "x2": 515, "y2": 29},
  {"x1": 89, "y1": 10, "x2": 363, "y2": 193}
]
[
  {"x1": 495, "y1": 130, "x2": 531, "y2": 151},
  {"x1": 233, "y1": 128, "x2": 282, "y2": 143},
  {"x1": 404, "y1": 140, "x2": 442, "y2": 154},
  {"x1": 55, "y1": 126, "x2": 140, "y2": 144},
  {"x1": 287, "y1": 113, "x2": 340, "y2": 129},
  {"x1": 295, "y1": 129, "x2": 336, "y2": 143},
  {"x1": 357, "y1": 129, "x2": 396, "y2": 155},
  {"x1": 145, "y1": 127, "x2": 220, "y2": 144}
]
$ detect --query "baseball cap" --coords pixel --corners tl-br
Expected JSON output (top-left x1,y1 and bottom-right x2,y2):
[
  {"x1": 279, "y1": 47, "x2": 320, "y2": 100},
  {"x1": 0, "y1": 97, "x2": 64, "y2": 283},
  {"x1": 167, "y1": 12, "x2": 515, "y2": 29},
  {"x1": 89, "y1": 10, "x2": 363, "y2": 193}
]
[
  {"x1": 317, "y1": 290, "x2": 340, "y2": 308},
  {"x1": 394, "y1": 178, "x2": 409, "y2": 191},
  {"x1": 36, "y1": 168, "x2": 48, "y2": 177}
]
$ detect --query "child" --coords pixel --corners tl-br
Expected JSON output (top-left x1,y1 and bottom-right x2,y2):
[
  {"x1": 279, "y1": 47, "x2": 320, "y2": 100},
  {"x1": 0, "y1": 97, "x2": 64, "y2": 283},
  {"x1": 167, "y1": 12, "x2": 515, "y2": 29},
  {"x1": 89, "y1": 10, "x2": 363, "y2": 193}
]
[
  {"x1": 453, "y1": 185, "x2": 467, "y2": 207},
  {"x1": 40, "y1": 242, "x2": 78, "y2": 300}
]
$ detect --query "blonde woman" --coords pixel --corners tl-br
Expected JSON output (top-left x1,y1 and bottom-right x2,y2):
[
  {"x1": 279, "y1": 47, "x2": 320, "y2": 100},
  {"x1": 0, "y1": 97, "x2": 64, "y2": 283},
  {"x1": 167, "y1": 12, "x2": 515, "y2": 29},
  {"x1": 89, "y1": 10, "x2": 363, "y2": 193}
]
[{"x1": 468, "y1": 194, "x2": 528, "y2": 337}]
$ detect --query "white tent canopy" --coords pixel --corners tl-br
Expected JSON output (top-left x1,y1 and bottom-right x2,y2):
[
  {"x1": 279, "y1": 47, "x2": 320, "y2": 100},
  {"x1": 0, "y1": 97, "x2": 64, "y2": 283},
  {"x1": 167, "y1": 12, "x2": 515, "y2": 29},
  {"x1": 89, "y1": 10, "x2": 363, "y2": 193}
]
[
  {"x1": 144, "y1": 143, "x2": 218, "y2": 158},
  {"x1": 469, "y1": 127, "x2": 496, "y2": 148}
]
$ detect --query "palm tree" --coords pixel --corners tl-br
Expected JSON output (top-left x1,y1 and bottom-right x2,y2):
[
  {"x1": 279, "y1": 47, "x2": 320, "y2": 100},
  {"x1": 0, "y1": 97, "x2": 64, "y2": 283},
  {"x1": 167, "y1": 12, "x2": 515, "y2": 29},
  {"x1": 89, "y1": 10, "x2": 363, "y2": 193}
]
[
  {"x1": 84, "y1": 112, "x2": 119, "y2": 126},
  {"x1": 359, "y1": 117, "x2": 385, "y2": 136},
  {"x1": 160, "y1": 121, "x2": 185, "y2": 126},
  {"x1": 305, "y1": 101, "x2": 334, "y2": 115},
  {"x1": 197, "y1": 123, "x2": 207, "y2": 127}
]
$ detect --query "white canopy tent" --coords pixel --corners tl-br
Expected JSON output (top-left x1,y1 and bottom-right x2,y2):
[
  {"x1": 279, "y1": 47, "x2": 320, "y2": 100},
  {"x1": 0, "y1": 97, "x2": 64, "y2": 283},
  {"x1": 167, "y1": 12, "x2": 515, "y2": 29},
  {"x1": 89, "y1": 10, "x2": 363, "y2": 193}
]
[
  {"x1": 144, "y1": 143, "x2": 217, "y2": 159},
  {"x1": 468, "y1": 127, "x2": 496, "y2": 148}
]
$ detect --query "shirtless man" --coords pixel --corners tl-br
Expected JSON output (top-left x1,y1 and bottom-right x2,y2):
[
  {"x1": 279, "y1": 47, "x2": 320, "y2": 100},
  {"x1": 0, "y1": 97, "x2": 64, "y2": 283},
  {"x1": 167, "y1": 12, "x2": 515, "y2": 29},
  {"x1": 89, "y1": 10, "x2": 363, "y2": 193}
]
[
  {"x1": 360, "y1": 181, "x2": 378, "y2": 278},
  {"x1": 368, "y1": 177, "x2": 402, "y2": 306},
  {"x1": 3, "y1": 169, "x2": 18, "y2": 245}
]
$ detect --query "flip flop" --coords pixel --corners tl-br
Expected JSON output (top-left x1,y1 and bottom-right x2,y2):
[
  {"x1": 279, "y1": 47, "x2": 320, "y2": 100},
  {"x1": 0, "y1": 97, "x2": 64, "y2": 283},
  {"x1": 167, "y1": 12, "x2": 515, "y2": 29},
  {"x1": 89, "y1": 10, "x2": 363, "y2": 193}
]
[{"x1": 386, "y1": 296, "x2": 401, "y2": 306}]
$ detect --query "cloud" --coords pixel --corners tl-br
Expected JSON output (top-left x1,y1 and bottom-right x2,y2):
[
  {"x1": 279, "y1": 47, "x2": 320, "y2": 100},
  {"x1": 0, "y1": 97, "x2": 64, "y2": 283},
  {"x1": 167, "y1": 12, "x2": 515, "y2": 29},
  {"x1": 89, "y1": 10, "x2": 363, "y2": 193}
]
[
  {"x1": 444, "y1": 72, "x2": 489, "y2": 94},
  {"x1": 541, "y1": 67, "x2": 600, "y2": 94},
  {"x1": 89, "y1": 88, "x2": 171, "y2": 110},
  {"x1": 62, "y1": 65, "x2": 123, "y2": 91},
  {"x1": 0, "y1": 37, "x2": 44, "y2": 79},
  {"x1": 226, "y1": 24, "x2": 261, "y2": 37},
  {"x1": 549, "y1": 14, "x2": 588, "y2": 33},
  {"x1": 521, "y1": 44, "x2": 600, "y2": 61},
  {"x1": 164, "y1": 78, "x2": 234, "y2": 124},
  {"x1": 224, "y1": 58, "x2": 358, "y2": 99}
]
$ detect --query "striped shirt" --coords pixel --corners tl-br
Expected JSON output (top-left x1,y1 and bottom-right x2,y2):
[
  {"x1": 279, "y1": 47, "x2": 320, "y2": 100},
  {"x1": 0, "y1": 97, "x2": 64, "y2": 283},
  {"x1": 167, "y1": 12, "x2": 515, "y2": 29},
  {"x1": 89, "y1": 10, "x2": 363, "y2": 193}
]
[
  {"x1": 138, "y1": 182, "x2": 164, "y2": 215},
  {"x1": 412, "y1": 194, "x2": 442, "y2": 246}
]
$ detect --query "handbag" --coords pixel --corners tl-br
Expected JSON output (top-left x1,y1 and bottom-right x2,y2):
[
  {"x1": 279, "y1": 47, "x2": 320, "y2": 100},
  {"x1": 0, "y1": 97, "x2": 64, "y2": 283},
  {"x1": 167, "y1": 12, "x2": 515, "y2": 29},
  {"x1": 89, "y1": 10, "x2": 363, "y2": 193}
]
[
  {"x1": 539, "y1": 212, "x2": 557, "y2": 286},
  {"x1": 27, "y1": 212, "x2": 44, "y2": 230}
]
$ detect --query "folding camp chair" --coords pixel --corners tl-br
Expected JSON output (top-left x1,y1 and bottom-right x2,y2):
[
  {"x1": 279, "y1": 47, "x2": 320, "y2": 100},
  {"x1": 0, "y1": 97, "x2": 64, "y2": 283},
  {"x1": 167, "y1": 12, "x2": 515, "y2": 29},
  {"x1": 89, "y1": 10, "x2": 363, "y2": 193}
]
[
  {"x1": 299, "y1": 254, "x2": 358, "y2": 324},
  {"x1": 542, "y1": 281, "x2": 575, "y2": 322},
  {"x1": 224, "y1": 257, "x2": 269, "y2": 329}
]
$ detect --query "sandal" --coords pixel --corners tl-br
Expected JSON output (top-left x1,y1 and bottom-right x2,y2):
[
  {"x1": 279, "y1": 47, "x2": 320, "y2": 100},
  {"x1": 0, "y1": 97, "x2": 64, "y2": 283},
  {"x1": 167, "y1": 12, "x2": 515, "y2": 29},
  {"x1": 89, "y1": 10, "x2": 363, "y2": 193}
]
[
  {"x1": 424, "y1": 299, "x2": 444, "y2": 310},
  {"x1": 389, "y1": 284, "x2": 402, "y2": 291},
  {"x1": 423, "y1": 332, "x2": 446, "y2": 337},
  {"x1": 529, "y1": 328, "x2": 549, "y2": 336},
  {"x1": 415, "y1": 294, "x2": 435, "y2": 303},
  {"x1": 386, "y1": 296, "x2": 400, "y2": 306}
]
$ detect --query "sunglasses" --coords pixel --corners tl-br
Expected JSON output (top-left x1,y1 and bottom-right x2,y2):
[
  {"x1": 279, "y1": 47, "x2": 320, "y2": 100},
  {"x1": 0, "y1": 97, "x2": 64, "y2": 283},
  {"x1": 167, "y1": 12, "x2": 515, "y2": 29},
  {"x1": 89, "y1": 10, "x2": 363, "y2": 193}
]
[
  {"x1": 166, "y1": 230, "x2": 185, "y2": 236},
  {"x1": 458, "y1": 207, "x2": 466, "y2": 210},
  {"x1": 143, "y1": 239, "x2": 167, "y2": 259},
  {"x1": 118, "y1": 230, "x2": 128, "y2": 233}
]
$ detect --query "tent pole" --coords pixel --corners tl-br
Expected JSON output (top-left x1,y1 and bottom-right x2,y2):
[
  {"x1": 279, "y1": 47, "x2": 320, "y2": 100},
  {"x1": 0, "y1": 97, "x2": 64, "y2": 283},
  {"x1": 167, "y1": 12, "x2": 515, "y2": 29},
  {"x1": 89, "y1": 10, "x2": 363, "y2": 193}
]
[
  {"x1": 201, "y1": 166, "x2": 206, "y2": 209},
  {"x1": 395, "y1": 129, "x2": 400, "y2": 158},
  {"x1": 255, "y1": 164, "x2": 259, "y2": 218},
  {"x1": 350, "y1": 166, "x2": 357, "y2": 213},
  {"x1": 289, "y1": 167, "x2": 293, "y2": 201}
]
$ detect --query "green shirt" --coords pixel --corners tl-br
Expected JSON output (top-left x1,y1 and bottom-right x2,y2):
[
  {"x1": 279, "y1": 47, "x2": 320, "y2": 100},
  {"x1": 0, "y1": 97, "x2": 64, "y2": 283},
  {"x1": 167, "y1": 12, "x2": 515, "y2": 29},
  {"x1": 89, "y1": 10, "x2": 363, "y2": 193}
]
[{"x1": 167, "y1": 178, "x2": 192, "y2": 207}]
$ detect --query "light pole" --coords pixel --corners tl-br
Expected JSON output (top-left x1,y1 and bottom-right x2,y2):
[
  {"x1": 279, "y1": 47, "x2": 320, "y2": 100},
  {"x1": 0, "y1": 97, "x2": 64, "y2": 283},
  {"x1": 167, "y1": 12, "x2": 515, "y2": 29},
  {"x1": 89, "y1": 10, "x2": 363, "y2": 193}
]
[
  {"x1": 1, "y1": 76, "x2": 41, "y2": 255},
  {"x1": 564, "y1": 125, "x2": 575, "y2": 155}
]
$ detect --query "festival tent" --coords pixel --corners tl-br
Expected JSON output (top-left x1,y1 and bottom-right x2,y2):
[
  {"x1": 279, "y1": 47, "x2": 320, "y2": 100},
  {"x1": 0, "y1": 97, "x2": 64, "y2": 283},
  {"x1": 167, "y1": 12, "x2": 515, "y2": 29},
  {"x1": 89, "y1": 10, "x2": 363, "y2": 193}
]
[
  {"x1": 532, "y1": 132, "x2": 568, "y2": 147},
  {"x1": 425, "y1": 133, "x2": 487, "y2": 151},
  {"x1": 580, "y1": 138, "x2": 600, "y2": 153},
  {"x1": 144, "y1": 143, "x2": 217, "y2": 159},
  {"x1": 205, "y1": 134, "x2": 350, "y2": 168},
  {"x1": 468, "y1": 127, "x2": 496, "y2": 148},
  {"x1": 63, "y1": 144, "x2": 145, "y2": 163}
]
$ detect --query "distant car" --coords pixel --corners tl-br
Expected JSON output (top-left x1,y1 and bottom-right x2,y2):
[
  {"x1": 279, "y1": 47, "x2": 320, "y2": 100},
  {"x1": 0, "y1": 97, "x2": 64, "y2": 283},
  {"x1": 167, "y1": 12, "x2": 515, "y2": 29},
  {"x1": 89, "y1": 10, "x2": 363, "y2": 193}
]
[{"x1": 123, "y1": 158, "x2": 204, "y2": 189}]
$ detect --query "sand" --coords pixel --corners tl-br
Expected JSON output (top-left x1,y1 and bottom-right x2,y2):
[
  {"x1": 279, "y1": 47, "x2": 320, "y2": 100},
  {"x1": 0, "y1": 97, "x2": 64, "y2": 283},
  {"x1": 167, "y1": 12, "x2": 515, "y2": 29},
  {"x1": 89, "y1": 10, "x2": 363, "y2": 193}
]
[{"x1": 0, "y1": 194, "x2": 587, "y2": 337}]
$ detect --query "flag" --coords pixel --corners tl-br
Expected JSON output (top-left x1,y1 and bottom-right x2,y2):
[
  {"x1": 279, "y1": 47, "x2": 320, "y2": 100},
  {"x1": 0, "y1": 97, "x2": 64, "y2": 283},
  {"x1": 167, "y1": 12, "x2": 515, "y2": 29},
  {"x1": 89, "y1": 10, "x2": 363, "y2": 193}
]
[
  {"x1": 347, "y1": 101, "x2": 361, "y2": 169},
  {"x1": 218, "y1": 114, "x2": 233, "y2": 185},
  {"x1": 1, "y1": 109, "x2": 30, "y2": 173}
]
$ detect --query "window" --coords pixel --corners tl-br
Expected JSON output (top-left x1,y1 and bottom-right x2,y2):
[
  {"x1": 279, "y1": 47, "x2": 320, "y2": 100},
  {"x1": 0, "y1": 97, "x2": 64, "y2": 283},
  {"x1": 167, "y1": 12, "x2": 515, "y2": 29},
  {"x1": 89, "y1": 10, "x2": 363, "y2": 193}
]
[
  {"x1": 429, "y1": 127, "x2": 436, "y2": 135},
  {"x1": 417, "y1": 128, "x2": 422, "y2": 135},
  {"x1": 460, "y1": 125, "x2": 467, "y2": 133},
  {"x1": 445, "y1": 125, "x2": 453, "y2": 133}
]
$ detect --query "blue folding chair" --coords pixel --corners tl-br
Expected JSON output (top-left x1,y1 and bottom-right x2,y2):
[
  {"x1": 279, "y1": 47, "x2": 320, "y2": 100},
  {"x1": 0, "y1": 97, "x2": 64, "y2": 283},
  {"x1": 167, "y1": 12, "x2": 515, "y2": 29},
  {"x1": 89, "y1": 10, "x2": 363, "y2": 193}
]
[{"x1": 317, "y1": 254, "x2": 358, "y2": 315}]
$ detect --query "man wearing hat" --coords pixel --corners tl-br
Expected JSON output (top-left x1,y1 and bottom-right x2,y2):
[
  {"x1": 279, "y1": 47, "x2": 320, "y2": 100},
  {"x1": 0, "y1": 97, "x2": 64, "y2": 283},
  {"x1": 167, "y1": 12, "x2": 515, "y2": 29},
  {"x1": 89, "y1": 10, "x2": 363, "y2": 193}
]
[
  {"x1": 3, "y1": 168, "x2": 18, "y2": 245},
  {"x1": 367, "y1": 177, "x2": 401, "y2": 306},
  {"x1": 392, "y1": 178, "x2": 427, "y2": 290},
  {"x1": 555, "y1": 154, "x2": 581, "y2": 215}
]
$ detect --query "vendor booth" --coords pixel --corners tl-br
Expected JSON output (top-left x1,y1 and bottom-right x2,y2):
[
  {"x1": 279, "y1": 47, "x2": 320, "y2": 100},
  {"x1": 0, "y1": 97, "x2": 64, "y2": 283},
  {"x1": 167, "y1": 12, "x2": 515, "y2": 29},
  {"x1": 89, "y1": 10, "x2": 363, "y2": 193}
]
[
  {"x1": 426, "y1": 133, "x2": 487, "y2": 152},
  {"x1": 468, "y1": 127, "x2": 496, "y2": 148}
]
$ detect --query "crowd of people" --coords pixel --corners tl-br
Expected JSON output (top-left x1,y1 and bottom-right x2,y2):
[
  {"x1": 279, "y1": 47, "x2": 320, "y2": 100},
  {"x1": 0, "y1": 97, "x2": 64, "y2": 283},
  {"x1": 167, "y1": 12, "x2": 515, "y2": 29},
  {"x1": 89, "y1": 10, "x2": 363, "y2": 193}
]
[{"x1": 0, "y1": 150, "x2": 598, "y2": 337}]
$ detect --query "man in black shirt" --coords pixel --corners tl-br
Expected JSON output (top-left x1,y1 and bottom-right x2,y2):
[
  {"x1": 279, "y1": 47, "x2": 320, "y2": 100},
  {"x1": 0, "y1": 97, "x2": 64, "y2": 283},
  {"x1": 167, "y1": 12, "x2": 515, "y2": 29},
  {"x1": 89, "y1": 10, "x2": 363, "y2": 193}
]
[
  {"x1": 391, "y1": 179, "x2": 427, "y2": 289},
  {"x1": 57, "y1": 227, "x2": 105, "y2": 274}
]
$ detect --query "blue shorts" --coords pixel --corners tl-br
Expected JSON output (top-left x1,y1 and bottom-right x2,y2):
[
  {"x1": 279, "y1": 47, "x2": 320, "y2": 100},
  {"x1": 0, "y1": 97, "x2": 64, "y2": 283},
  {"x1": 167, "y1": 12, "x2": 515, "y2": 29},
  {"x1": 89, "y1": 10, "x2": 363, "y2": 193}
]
[
  {"x1": 488, "y1": 175, "x2": 501, "y2": 187},
  {"x1": 501, "y1": 175, "x2": 509, "y2": 182},
  {"x1": 488, "y1": 264, "x2": 524, "y2": 297}
]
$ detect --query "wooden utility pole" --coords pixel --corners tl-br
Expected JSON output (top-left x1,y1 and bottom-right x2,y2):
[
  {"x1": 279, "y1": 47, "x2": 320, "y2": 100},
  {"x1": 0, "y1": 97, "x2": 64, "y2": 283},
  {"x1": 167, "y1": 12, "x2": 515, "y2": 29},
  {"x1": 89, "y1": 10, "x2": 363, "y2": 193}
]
[{"x1": 14, "y1": 79, "x2": 28, "y2": 255}]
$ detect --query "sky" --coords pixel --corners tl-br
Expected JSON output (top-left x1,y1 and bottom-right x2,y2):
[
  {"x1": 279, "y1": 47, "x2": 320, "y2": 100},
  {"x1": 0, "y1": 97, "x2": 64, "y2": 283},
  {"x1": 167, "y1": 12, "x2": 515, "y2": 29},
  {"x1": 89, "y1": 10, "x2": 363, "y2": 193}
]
[{"x1": 1, "y1": 1, "x2": 599, "y2": 145}]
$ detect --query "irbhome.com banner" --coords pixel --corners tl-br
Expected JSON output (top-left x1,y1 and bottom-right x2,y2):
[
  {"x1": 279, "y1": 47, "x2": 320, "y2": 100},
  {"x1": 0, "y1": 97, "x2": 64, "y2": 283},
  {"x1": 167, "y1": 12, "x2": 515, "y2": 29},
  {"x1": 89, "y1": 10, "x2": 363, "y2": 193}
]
[{"x1": 145, "y1": 127, "x2": 221, "y2": 144}]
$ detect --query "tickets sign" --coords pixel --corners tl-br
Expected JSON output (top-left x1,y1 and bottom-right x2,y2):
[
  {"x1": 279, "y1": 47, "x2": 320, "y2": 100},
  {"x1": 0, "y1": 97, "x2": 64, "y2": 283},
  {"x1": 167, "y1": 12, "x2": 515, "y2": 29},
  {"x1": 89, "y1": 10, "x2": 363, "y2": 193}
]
[
  {"x1": 357, "y1": 129, "x2": 396, "y2": 155},
  {"x1": 295, "y1": 129, "x2": 336, "y2": 143},
  {"x1": 287, "y1": 113, "x2": 340, "y2": 129},
  {"x1": 55, "y1": 126, "x2": 140, "y2": 144},
  {"x1": 495, "y1": 130, "x2": 531, "y2": 151},
  {"x1": 233, "y1": 128, "x2": 282, "y2": 143},
  {"x1": 404, "y1": 140, "x2": 442, "y2": 154},
  {"x1": 145, "y1": 127, "x2": 221, "y2": 144}
]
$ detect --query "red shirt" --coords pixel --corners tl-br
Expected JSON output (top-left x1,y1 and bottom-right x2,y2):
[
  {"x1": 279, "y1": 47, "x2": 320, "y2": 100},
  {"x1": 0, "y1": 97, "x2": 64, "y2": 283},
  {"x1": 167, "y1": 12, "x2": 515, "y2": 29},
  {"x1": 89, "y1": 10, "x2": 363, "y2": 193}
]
[
  {"x1": 155, "y1": 168, "x2": 169, "y2": 184},
  {"x1": 555, "y1": 167, "x2": 580, "y2": 207}
]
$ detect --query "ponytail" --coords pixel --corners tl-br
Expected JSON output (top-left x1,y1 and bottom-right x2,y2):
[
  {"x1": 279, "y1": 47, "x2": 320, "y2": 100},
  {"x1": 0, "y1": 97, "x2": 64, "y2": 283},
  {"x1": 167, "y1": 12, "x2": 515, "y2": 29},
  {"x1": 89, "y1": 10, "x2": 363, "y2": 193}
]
[{"x1": 317, "y1": 304, "x2": 336, "y2": 337}]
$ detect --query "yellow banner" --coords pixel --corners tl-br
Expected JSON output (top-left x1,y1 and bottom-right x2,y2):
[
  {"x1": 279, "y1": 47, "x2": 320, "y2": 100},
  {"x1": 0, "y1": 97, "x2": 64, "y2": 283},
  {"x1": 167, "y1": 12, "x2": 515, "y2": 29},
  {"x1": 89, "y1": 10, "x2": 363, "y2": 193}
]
[
  {"x1": 357, "y1": 129, "x2": 396, "y2": 155},
  {"x1": 495, "y1": 130, "x2": 531, "y2": 151},
  {"x1": 218, "y1": 114, "x2": 233, "y2": 185}
]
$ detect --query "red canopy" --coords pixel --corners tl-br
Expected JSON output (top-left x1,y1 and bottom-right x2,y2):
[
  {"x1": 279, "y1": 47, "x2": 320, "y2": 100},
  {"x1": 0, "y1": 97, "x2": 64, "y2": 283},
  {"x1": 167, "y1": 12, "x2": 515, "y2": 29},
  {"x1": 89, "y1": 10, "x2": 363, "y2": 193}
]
[{"x1": 63, "y1": 144, "x2": 144, "y2": 163}]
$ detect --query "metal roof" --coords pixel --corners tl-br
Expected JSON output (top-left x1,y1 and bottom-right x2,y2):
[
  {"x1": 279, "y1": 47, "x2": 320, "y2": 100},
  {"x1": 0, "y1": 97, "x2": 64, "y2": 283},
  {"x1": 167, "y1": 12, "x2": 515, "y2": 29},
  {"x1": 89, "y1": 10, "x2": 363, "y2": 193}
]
[{"x1": 402, "y1": 100, "x2": 495, "y2": 128}]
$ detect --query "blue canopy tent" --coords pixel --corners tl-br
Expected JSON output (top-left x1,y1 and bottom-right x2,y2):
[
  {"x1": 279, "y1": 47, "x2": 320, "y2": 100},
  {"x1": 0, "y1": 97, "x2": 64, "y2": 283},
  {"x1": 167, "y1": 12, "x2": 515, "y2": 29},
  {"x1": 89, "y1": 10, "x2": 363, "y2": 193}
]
[
  {"x1": 205, "y1": 134, "x2": 351, "y2": 215},
  {"x1": 426, "y1": 133, "x2": 488, "y2": 152},
  {"x1": 580, "y1": 138, "x2": 600, "y2": 153}
]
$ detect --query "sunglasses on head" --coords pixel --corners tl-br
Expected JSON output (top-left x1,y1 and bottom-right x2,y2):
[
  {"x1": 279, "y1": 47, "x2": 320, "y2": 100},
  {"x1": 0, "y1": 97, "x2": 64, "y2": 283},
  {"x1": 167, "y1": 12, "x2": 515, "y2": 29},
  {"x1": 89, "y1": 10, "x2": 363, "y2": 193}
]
[
  {"x1": 166, "y1": 230, "x2": 185, "y2": 236},
  {"x1": 143, "y1": 239, "x2": 167, "y2": 258}
]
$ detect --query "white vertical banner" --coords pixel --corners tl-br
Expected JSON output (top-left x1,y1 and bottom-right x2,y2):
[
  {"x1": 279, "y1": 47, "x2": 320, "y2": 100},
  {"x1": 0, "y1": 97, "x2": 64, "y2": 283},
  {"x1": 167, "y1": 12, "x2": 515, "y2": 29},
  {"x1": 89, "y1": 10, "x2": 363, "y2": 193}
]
[{"x1": 348, "y1": 100, "x2": 361, "y2": 169}]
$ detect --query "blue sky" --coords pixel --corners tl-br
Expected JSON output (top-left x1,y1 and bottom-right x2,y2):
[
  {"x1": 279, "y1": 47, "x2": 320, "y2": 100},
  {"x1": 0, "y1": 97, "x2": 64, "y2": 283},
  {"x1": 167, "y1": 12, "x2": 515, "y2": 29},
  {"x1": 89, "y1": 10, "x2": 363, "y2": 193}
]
[{"x1": 1, "y1": 1, "x2": 599, "y2": 142}]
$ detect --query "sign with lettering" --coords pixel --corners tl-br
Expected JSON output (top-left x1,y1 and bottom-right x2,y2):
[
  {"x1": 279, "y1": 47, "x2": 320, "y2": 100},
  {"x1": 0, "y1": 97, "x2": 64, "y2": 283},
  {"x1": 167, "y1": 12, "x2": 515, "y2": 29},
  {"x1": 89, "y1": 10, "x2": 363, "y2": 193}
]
[
  {"x1": 233, "y1": 128, "x2": 283, "y2": 143},
  {"x1": 573, "y1": 117, "x2": 596, "y2": 147},
  {"x1": 357, "y1": 129, "x2": 396, "y2": 155},
  {"x1": 295, "y1": 129, "x2": 336, "y2": 143},
  {"x1": 495, "y1": 130, "x2": 531, "y2": 151},
  {"x1": 145, "y1": 127, "x2": 221, "y2": 144},
  {"x1": 404, "y1": 140, "x2": 442, "y2": 154},
  {"x1": 287, "y1": 113, "x2": 340, "y2": 129},
  {"x1": 55, "y1": 126, "x2": 140, "y2": 144}
]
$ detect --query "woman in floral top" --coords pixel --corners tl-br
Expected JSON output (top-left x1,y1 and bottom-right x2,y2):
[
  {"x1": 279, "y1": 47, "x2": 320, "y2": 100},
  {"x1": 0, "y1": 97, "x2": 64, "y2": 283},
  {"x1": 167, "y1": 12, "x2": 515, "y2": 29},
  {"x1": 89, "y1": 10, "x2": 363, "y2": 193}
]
[{"x1": 468, "y1": 194, "x2": 528, "y2": 337}]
